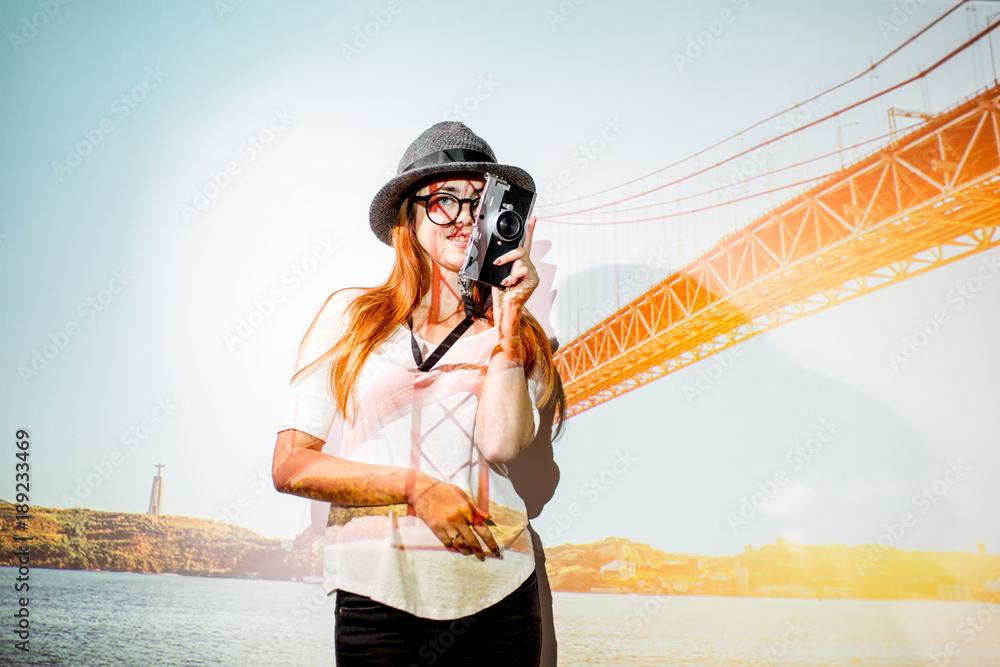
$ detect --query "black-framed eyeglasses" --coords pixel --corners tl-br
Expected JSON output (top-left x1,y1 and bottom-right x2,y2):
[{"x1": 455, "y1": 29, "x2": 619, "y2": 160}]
[{"x1": 411, "y1": 193, "x2": 481, "y2": 226}]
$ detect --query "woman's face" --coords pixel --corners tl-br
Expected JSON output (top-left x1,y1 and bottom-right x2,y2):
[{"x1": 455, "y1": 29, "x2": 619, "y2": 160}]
[{"x1": 412, "y1": 176, "x2": 485, "y2": 274}]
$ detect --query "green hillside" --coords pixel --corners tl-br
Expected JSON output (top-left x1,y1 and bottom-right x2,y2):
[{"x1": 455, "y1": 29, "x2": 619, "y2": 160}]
[{"x1": 1, "y1": 501, "x2": 312, "y2": 580}]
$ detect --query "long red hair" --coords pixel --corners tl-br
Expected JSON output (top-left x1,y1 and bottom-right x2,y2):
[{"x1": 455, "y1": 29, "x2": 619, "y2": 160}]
[{"x1": 295, "y1": 199, "x2": 565, "y2": 438}]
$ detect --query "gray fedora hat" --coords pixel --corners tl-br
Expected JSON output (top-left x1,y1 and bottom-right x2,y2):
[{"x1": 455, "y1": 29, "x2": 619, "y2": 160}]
[{"x1": 369, "y1": 121, "x2": 535, "y2": 246}]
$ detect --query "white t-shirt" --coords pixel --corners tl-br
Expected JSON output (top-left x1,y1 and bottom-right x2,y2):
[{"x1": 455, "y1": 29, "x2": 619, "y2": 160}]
[{"x1": 279, "y1": 288, "x2": 541, "y2": 620}]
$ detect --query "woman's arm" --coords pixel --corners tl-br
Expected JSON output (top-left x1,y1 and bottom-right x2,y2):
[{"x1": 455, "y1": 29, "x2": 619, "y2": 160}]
[
  {"x1": 271, "y1": 429, "x2": 499, "y2": 559},
  {"x1": 273, "y1": 428, "x2": 423, "y2": 505},
  {"x1": 474, "y1": 218, "x2": 540, "y2": 463},
  {"x1": 475, "y1": 320, "x2": 535, "y2": 463}
]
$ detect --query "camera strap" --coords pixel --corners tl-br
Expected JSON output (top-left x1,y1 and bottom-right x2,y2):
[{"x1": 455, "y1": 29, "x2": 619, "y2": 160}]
[{"x1": 407, "y1": 287, "x2": 492, "y2": 372}]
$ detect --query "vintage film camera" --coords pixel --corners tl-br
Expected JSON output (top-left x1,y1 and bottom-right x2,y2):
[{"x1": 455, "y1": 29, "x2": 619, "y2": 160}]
[{"x1": 459, "y1": 173, "x2": 535, "y2": 290}]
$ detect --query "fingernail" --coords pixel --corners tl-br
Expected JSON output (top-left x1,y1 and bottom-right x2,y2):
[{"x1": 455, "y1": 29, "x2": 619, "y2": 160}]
[{"x1": 493, "y1": 258, "x2": 502, "y2": 265}]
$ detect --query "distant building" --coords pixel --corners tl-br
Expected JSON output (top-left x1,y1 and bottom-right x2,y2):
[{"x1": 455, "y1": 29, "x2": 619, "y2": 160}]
[
  {"x1": 594, "y1": 559, "x2": 637, "y2": 592},
  {"x1": 599, "y1": 559, "x2": 636, "y2": 578}
]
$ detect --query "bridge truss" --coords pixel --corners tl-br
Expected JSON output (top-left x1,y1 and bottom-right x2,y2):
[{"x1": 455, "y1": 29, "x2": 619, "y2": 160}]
[{"x1": 554, "y1": 84, "x2": 1000, "y2": 417}]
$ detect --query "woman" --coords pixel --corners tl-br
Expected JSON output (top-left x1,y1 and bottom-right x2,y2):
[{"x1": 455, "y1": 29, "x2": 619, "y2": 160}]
[{"x1": 271, "y1": 121, "x2": 563, "y2": 666}]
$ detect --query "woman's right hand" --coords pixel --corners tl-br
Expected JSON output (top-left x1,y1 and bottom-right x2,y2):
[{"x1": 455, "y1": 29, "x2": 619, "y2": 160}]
[
  {"x1": 409, "y1": 477, "x2": 499, "y2": 561},
  {"x1": 272, "y1": 431, "x2": 500, "y2": 559}
]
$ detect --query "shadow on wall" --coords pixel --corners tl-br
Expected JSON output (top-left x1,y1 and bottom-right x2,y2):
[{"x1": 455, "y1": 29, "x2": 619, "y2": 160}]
[{"x1": 507, "y1": 380, "x2": 563, "y2": 667}]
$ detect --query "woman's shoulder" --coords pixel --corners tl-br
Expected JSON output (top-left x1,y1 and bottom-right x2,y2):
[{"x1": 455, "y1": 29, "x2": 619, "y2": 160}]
[
  {"x1": 302, "y1": 287, "x2": 368, "y2": 347},
  {"x1": 315, "y1": 287, "x2": 367, "y2": 319},
  {"x1": 329, "y1": 286, "x2": 368, "y2": 306}
]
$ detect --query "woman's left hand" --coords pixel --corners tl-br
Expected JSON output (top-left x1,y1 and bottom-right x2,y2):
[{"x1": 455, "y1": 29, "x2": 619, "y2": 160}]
[{"x1": 491, "y1": 216, "x2": 538, "y2": 317}]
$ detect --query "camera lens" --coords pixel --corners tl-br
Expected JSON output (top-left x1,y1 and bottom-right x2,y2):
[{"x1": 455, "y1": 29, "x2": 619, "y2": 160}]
[{"x1": 494, "y1": 210, "x2": 523, "y2": 242}]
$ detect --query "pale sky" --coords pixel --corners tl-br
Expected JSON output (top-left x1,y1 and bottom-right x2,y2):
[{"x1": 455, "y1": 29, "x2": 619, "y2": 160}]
[{"x1": 2, "y1": 0, "x2": 998, "y2": 557}]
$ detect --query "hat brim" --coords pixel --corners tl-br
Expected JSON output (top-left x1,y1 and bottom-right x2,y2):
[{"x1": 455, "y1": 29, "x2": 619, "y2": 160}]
[{"x1": 369, "y1": 161, "x2": 535, "y2": 246}]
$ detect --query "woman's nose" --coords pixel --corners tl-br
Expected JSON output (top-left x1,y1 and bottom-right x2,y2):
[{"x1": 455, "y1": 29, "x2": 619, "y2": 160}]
[{"x1": 455, "y1": 201, "x2": 476, "y2": 226}]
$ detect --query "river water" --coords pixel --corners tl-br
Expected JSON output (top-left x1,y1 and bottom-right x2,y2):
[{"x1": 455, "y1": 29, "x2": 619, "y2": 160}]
[{"x1": 2, "y1": 568, "x2": 998, "y2": 666}]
